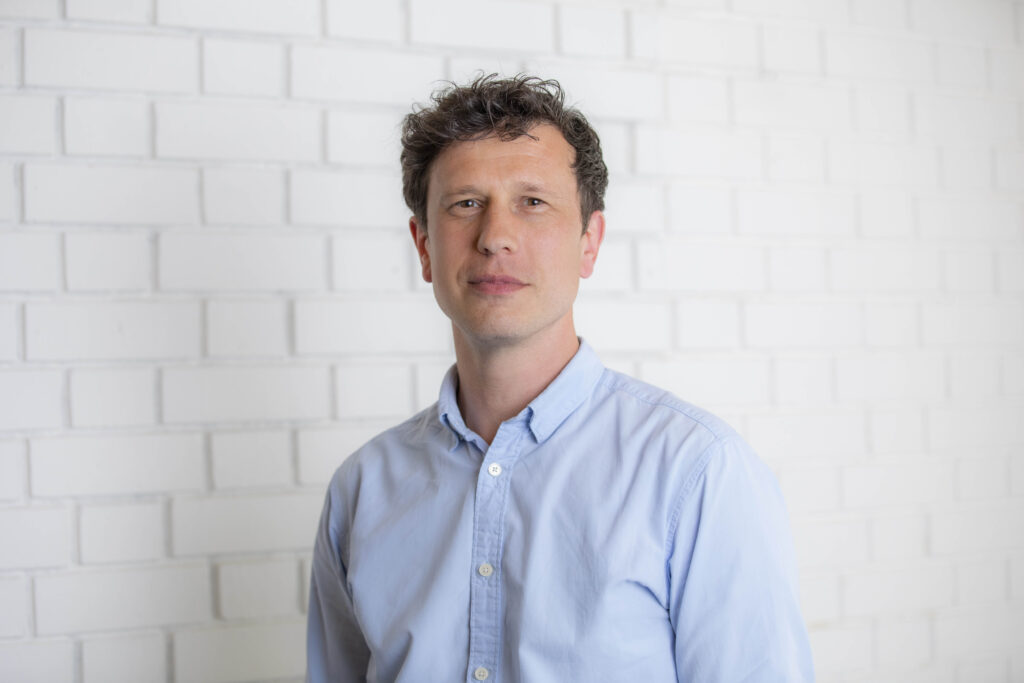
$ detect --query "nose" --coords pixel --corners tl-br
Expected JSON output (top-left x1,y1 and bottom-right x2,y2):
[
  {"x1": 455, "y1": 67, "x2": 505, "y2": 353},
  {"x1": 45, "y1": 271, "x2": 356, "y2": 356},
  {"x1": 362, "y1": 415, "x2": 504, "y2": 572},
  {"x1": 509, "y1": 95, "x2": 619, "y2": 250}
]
[{"x1": 476, "y1": 204, "x2": 518, "y2": 255}]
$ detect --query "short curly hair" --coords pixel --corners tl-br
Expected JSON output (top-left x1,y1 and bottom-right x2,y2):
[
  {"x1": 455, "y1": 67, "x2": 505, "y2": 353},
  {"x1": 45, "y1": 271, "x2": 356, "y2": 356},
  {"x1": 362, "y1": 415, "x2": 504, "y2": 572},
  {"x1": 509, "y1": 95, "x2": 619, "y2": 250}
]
[{"x1": 400, "y1": 73, "x2": 608, "y2": 231}]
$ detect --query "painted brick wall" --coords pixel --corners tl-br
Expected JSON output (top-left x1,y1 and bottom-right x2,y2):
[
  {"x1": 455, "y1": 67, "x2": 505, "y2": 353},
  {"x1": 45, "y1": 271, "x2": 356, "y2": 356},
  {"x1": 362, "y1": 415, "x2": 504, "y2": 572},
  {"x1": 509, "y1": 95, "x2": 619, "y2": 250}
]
[{"x1": 1, "y1": 0, "x2": 1022, "y2": 681}]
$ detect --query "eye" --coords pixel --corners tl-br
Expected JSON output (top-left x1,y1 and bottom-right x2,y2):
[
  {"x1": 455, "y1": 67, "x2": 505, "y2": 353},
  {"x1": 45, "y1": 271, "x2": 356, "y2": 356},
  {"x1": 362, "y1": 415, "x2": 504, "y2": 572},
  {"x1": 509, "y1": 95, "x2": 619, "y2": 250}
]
[
  {"x1": 525, "y1": 197, "x2": 544, "y2": 207},
  {"x1": 451, "y1": 199, "x2": 481, "y2": 210}
]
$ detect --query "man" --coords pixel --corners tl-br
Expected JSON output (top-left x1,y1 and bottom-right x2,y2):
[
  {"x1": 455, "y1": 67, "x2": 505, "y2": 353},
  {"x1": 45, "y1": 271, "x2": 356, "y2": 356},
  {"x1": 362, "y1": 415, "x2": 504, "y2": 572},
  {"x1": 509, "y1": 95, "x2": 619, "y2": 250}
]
[{"x1": 308, "y1": 74, "x2": 814, "y2": 682}]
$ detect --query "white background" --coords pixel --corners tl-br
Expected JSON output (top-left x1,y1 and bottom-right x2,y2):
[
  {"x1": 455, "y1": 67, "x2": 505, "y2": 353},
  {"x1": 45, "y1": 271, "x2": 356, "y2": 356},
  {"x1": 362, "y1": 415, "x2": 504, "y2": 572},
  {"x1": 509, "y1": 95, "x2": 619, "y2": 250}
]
[{"x1": 0, "y1": 0, "x2": 1023, "y2": 681}]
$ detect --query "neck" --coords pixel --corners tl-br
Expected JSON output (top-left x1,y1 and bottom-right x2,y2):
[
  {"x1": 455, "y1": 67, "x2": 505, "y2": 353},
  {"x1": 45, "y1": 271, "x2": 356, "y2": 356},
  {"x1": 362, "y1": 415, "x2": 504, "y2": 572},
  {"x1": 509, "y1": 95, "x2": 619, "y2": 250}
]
[{"x1": 453, "y1": 322, "x2": 580, "y2": 445}]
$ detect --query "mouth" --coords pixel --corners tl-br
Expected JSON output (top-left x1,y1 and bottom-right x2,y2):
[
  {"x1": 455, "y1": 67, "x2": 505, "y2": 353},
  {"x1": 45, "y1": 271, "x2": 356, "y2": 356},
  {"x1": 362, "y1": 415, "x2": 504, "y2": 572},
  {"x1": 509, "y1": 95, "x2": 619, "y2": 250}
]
[{"x1": 468, "y1": 274, "x2": 527, "y2": 295}]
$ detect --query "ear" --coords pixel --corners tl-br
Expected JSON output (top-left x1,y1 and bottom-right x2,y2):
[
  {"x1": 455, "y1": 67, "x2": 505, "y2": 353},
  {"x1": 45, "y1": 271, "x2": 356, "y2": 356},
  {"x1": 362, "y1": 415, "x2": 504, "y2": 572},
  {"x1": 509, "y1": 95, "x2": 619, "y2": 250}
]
[
  {"x1": 409, "y1": 216, "x2": 432, "y2": 283},
  {"x1": 579, "y1": 210, "x2": 605, "y2": 279}
]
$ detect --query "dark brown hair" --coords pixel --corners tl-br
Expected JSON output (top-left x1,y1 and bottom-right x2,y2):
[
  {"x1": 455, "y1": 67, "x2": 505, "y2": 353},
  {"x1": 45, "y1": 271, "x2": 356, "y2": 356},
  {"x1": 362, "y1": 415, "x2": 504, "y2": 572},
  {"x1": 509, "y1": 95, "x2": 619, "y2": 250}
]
[{"x1": 400, "y1": 73, "x2": 608, "y2": 231}]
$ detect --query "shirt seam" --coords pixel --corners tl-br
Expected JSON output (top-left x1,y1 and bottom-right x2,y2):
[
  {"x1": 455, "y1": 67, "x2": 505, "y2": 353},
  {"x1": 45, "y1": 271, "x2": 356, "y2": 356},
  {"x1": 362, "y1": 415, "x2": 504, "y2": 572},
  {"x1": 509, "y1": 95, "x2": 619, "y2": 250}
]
[
  {"x1": 596, "y1": 372, "x2": 729, "y2": 442},
  {"x1": 664, "y1": 435, "x2": 738, "y2": 556}
]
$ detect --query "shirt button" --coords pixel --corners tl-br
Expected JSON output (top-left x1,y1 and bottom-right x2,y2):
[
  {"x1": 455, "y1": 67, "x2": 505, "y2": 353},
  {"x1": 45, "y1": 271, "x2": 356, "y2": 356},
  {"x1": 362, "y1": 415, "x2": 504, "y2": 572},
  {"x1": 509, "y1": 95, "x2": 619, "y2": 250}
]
[
  {"x1": 487, "y1": 463, "x2": 502, "y2": 477},
  {"x1": 477, "y1": 562, "x2": 494, "y2": 577},
  {"x1": 473, "y1": 667, "x2": 489, "y2": 680}
]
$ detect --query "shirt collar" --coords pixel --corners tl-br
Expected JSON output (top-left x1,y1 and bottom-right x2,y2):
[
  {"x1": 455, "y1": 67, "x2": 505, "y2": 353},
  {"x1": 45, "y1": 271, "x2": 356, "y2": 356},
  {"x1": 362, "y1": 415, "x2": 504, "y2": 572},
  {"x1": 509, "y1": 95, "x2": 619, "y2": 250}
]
[{"x1": 437, "y1": 338, "x2": 606, "y2": 449}]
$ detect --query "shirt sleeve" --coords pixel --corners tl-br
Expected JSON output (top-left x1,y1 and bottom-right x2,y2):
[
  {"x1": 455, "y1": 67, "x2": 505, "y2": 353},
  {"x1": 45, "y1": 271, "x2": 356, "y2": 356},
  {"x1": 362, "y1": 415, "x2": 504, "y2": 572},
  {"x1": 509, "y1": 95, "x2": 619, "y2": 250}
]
[
  {"x1": 667, "y1": 436, "x2": 815, "y2": 682},
  {"x1": 307, "y1": 483, "x2": 371, "y2": 683}
]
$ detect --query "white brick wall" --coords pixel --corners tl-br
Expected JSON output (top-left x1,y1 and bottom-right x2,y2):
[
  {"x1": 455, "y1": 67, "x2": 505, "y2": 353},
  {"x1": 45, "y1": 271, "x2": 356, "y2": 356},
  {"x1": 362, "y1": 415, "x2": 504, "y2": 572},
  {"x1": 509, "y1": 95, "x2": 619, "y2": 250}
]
[{"x1": 2, "y1": 1, "x2": 1022, "y2": 681}]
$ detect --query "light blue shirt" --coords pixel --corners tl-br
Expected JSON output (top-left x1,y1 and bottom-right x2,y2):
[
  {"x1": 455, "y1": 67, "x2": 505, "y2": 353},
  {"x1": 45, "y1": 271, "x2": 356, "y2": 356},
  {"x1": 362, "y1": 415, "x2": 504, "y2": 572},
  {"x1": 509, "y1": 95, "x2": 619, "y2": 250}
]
[{"x1": 308, "y1": 341, "x2": 814, "y2": 682}]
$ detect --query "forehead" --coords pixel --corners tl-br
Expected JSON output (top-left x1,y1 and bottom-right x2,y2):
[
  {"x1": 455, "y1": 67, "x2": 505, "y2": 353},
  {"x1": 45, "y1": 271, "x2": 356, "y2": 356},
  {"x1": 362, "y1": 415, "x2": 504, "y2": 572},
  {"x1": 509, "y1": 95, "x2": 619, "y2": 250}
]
[{"x1": 426, "y1": 124, "x2": 576, "y2": 194}]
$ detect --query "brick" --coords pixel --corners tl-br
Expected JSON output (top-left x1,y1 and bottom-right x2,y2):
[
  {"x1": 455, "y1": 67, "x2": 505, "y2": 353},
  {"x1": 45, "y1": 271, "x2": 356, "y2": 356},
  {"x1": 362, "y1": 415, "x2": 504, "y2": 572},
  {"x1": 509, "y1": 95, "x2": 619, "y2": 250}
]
[
  {"x1": 825, "y1": 32, "x2": 931, "y2": 82},
  {"x1": 854, "y1": 87, "x2": 910, "y2": 142},
  {"x1": 872, "y1": 512, "x2": 928, "y2": 561},
  {"x1": 775, "y1": 356, "x2": 833, "y2": 404},
  {"x1": 746, "y1": 302, "x2": 862, "y2": 348},
  {"x1": 27, "y1": 301, "x2": 200, "y2": 360},
  {"x1": 766, "y1": 134, "x2": 825, "y2": 183},
  {"x1": 735, "y1": 81, "x2": 850, "y2": 133},
  {"x1": 66, "y1": 232, "x2": 151, "y2": 291},
  {"x1": 218, "y1": 558, "x2": 299, "y2": 618},
  {"x1": 298, "y1": 426, "x2": 382, "y2": 484},
  {"x1": 910, "y1": 0, "x2": 1016, "y2": 43},
  {"x1": 0, "y1": 29, "x2": 14, "y2": 87},
  {"x1": 36, "y1": 563, "x2": 210, "y2": 634},
  {"x1": 997, "y1": 247, "x2": 1024, "y2": 293},
  {"x1": 415, "y1": 360, "x2": 452, "y2": 411},
  {"x1": 0, "y1": 233, "x2": 60, "y2": 291},
  {"x1": 934, "y1": 608, "x2": 1021, "y2": 658},
  {"x1": 956, "y1": 559, "x2": 1008, "y2": 606},
  {"x1": 337, "y1": 363, "x2": 412, "y2": 418},
  {"x1": 31, "y1": 434, "x2": 204, "y2": 497},
  {"x1": 525, "y1": 61, "x2": 664, "y2": 122},
  {"x1": 639, "y1": 356, "x2": 770, "y2": 407},
  {"x1": 333, "y1": 232, "x2": 412, "y2": 291},
  {"x1": 923, "y1": 302, "x2": 1024, "y2": 346},
  {"x1": 737, "y1": 190, "x2": 855, "y2": 236},
  {"x1": 0, "y1": 441, "x2": 24, "y2": 500},
  {"x1": 851, "y1": 0, "x2": 907, "y2": 27},
  {"x1": 326, "y1": 0, "x2": 402, "y2": 42},
  {"x1": 25, "y1": 28, "x2": 196, "y2": 92},
  {"x1": 667, "y1": 184, "x2": 732, "y2": 234},
  {"x1": 158, "y1": 0, "x2": 318, "y2": 34},
  {"x1": 935, "y1": 43, "x2": 988, "y2": 89},
  {"x1": 675, "y1": 300, "x2": 739, "y2": 349},
  {"x1": 208, "y1": 300, "x2": 289, "y2": 357},
  {"x1": 0, "y1": 507, "x2": 70, "y2": 569},
  {"x1": 733, "y1": 0, "x2": 846, "y2": 20},
  {"x1": 861, "y1": 190, "x2": 913, "y2": 237},
  {"x1": 918, "y1": 198, "x2": 1020, "y2": 242},
  {"x1": 845, "y1": 564, "x2": 953, "y2": 615},
  {"x1": 327, "y1": 109, "x2": 403, "y2": 166},
  {"x1": 0, "y1": 370, "x2": 63, "y2": 431},
  {"x1": 1004, "y1": 353, "x2": 1024, "y2": 396},
  {"x1": 916, "y1": 93, "x2": 1018, "y2": 146},
  {"x1": 928, "y1": 403, "x2": 1024, "y2": 452},
  {"x1": 70, "y1": 367, "x2": 155, "y2": 427},
  {"x1": 212, "y1": 430, "x2": 292, "y2": 489},
  {"x1": 932, "y1": 503, "x2": 1024, "y2": 554},
  {"x1": 845, "y1": 460, "x2": 953, "y2": 507},
  {"x1": 991, "y1": 48, "x2": 1024, "y2": 97},
  {"x1": 160, "y1": 232, "x2": 326, "y2": 291},
  {"x1": 83, "y1": 633, "x2": 165, "y2": 683},
  {"x1": 157, "y1": 101, "x2": 318, "y2": 162},
  {"x1": 172, "y1": 493, "x2": 322, "y2": 555},
  {"x1": 996, "y1": 149, "x2": 1024, "y2": 190},
  {"x1": 295, "y1": 299, "x2": 450, "y2": 354},
  {"x1": 0, "y1": 302, "x2": 15, "y2": 360},
  {"x1": 0, "y1": 0, "x2": 59, "y2": 18},
  {"x1": 24, "y1": 164, "x2": 199, "y2": 224},
  {"x1": 291, "y1": 169, "x2": 407, "y2": 228},
  {"x1": 769, "y1": 247, "x2": 827, "y2": 292},
  {"x1": 791, "y1": 516, "x2": 869, "y2": 570},
  {"x1": 638, "y1": 242, "x2": 764, "y2": 291},
  {"x1": 67, "y1": 0, "x2": 152, "y2": 23},
  {"x1": 581, "y1": 238, "x2": 632, "y2": 292},
  {"x1": 666, "y1": 76, "x2": 728, "y2": 124},
  {"x1": 956, "y1": 658, "x2": 1011, "y2": 682},
  {"x1": 292, "y1": 45, "x2": 443, "y2": 105},
  {"x1": 65, "y1": 97, "x2": 149, "y2": 157},
  {"x1": 747, "y1": 412, "x2": 866, "y2": 460},
  {"x1": 631, "y1": 12, "x2": 757, "y2": 68},
  {"x1": 876, "y1": 617, "x2": 931, "y2": 668},
  {"x1": 0, "y1": 576, "x2": 27, "y2": 637},
  {"x1": 596, "y1": 122, "x2": 630, "y2": 176},
  {"x1": 411, "y1": 0, "x2": 553, "y2": 51},
  {"x1": 203, "y1": 38, "x2": 282, "y2": 97},
  {"x1": 80, "y1": 502, "x2": 164, "y2": 563},
  {"x1": 808, "y1": 624, "x2": 872, "y2": 676},
  {"x1": 949, "y1": 351, "x2": 1000, "y2": 400},
  {"x1": 636, "y1": 126, "x2": 761, "y2": 179},
  {"x1": 940, "y1": 146, "x2": 992, "y2": 192},
  {"x1": 1014, "y1": 556, "x2": 1024, "y2": 599},
  {"x1": 0, "y1": 640, "x2": 74, "y2": 683},
  {"x1": 828, "y1": 140, "x2": 936, "y2": 187},
  {"x1": 203, "y1": 167, "x2": 284, "y2": 226},
  {"x1": 574, "y1": 300, "x2": 672, "y2": 352},
  {"x1": 777, "y1": 465, "x2": 840, "y2": 513},
  {"x1": 866, "y1": 302, "x2": 919, "y2": 348},
  {"x1": 174, "y1": 621, "x2": 305, "y2": 683},
  {"x1": 837, "y1": 352, "x2": 945, "y2": 402},
  {"x1": 955, "y1": 457, "x2": 1010, "y2": 501},
  {"x1": 799, "y1": 573, "x2": 840, "y2": 623},
  {"x1": 559, "y1": 5, "x2": 626, "y2": 58},
  {"x1": 869, "y1": 408, "x2": 925, "y2": 454},
  {"x1": 603, "y1": 181, "x2": 665, "y2": 233},
  {"x1": 163, "y1": 365, "x2": 331, "y2": 423},
  {"x1": 763, "y1": 24, "x2": 820, "y2": 74},
  {"x1": 0, "y1": 96, "x2": 56, "y2": 154}
]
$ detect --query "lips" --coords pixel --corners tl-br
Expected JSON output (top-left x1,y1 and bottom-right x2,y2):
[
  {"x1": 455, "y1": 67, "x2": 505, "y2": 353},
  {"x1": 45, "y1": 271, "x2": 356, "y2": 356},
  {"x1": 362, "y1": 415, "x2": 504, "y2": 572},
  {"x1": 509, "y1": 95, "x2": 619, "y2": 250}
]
[{"x1": 468, "y1": 274, "x2": 527, "y2": 295}]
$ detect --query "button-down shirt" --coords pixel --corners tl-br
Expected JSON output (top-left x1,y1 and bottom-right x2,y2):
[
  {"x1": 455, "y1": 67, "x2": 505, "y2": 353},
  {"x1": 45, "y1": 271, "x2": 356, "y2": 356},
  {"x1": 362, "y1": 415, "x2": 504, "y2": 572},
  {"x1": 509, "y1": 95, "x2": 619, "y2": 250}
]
[{"x1": 307, "y1": 341, "x2": 814, "y2": 682}]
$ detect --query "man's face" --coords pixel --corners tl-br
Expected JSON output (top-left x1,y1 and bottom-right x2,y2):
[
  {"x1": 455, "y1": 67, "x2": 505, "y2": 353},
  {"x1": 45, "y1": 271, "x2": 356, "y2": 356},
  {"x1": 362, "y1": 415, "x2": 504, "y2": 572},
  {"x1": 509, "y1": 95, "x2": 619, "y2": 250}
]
[{"x1": 410, "y1": 124, "x2": 604, "y2": 351}]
